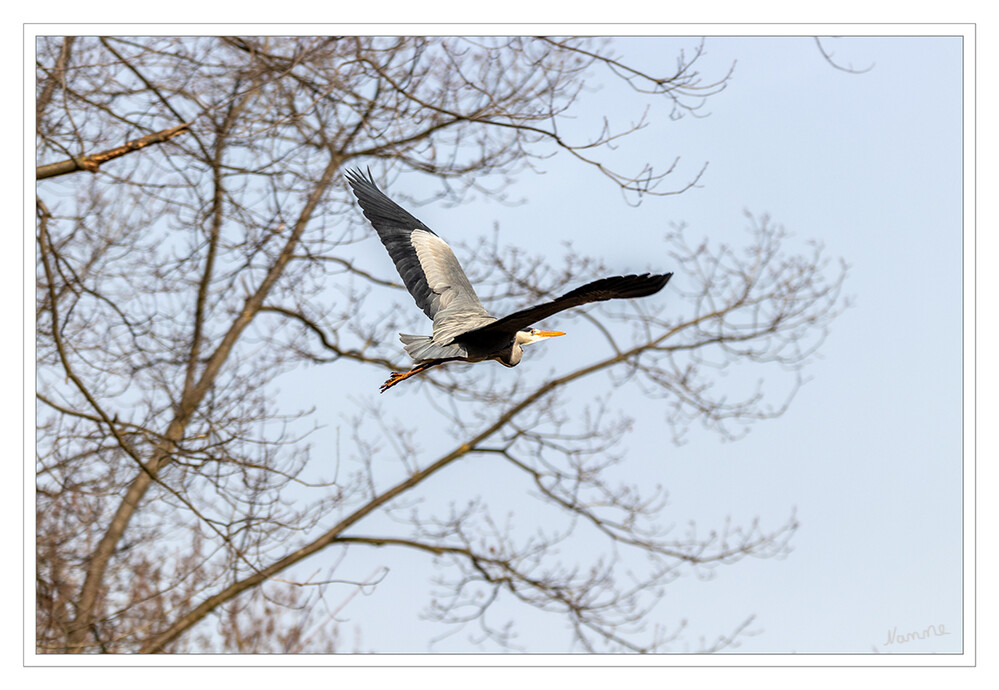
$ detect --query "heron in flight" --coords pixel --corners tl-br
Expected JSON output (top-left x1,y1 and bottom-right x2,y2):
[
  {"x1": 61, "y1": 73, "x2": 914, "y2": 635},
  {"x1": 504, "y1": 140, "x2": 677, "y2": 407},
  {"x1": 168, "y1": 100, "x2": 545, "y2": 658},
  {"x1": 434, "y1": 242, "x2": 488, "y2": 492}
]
[{"x1": 345, "y1": 169, "x2": 673, "y2": 392}]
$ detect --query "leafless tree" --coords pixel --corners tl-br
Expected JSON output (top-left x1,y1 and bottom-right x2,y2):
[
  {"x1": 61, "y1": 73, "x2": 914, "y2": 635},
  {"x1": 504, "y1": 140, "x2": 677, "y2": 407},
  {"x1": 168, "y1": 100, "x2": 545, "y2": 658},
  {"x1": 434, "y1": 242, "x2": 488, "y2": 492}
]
[{"x1": 35, "y1": 35, "x2": 846, "y2": 654}]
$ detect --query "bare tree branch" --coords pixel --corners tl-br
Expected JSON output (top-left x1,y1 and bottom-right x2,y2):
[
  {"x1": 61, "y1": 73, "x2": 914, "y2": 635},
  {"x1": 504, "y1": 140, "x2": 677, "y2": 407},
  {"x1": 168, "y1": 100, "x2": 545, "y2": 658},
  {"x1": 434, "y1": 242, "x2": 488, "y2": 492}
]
[
  {"x1": 36, "y1": 122, "x2": 191, "y2": 179},
  {"x1": 814, "y1": 37, "x2": 875, "y2": 74}
]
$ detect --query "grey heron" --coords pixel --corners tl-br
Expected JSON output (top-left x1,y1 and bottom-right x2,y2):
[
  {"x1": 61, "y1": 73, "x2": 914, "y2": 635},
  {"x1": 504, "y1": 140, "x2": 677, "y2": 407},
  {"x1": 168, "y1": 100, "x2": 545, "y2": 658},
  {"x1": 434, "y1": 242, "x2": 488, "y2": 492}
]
[{"x1": 345, "y1": 169, "x2": 673, "y2": 392}]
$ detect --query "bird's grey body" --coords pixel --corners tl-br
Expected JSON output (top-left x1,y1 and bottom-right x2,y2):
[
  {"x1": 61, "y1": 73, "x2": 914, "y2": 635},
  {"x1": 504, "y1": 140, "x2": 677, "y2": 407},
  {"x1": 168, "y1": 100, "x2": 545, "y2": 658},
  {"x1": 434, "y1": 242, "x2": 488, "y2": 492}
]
[{"x1": 345, "y1": 168, "x2": 672, "y2": 391}]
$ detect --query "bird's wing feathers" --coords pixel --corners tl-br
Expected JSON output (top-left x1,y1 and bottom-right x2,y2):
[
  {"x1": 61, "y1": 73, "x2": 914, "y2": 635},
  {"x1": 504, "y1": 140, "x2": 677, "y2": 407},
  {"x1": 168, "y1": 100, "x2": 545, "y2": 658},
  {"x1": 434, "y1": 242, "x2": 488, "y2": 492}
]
[
  {"x1": 345, "y1": 168, "x2": 489, "y2": 326},
  {"x1": 347, "y1": 170, "x2": 671, "y2": 349},
  {"x1": 345, "y1": 169, "x2": 437, "y2": 319},
  {"x1": 409, "y1": 229, "x2": 485, "y2": 315},
  {"x1": 459, "y1": 273, "x2": 673, "y2": 342}
]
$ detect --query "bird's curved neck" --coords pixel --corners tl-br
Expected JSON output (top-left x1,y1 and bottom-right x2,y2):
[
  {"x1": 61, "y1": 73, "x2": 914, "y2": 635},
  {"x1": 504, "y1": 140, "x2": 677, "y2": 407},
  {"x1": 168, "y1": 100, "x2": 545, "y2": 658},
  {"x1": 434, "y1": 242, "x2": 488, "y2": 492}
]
[{"x1": 506, "y1": 343, "x2": 524, "y2": 366}]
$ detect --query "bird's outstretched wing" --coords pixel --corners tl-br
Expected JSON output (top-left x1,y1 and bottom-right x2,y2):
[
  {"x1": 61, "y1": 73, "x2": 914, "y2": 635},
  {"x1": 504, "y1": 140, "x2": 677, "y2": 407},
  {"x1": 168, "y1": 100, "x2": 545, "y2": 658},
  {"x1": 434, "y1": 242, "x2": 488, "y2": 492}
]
[
  {"x1": 345, "y1": 168, "x2": 489, "y2": 327},
  {"x1": 459, "y1": 273, "x2": 672, "y2": 342}
]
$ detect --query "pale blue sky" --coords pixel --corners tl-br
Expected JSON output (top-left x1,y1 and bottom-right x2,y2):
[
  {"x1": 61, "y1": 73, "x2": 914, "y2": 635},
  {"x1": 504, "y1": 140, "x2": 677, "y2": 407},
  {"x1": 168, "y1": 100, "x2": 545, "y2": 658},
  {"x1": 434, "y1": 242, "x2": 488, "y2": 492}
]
[
  {"x1": 264, "y1": 35, "x2": 965, "y2": 654},
  {"x1": 22, "y1": 32, "x2": 968, "y2": 660}
]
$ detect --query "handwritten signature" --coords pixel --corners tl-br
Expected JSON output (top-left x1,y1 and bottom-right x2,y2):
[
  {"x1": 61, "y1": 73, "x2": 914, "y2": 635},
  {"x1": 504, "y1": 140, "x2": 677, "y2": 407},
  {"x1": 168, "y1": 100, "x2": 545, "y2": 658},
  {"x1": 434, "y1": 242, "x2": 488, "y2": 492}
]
[{"x1": 883, "y1": 623, "x2": 951, "y2": 647}]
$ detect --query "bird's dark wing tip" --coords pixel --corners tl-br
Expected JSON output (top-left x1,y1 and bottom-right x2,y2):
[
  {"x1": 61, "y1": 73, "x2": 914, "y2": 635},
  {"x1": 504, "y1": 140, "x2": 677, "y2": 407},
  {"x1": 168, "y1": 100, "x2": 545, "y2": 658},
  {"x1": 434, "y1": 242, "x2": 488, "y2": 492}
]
[
  {"x1": 566, "y1": 272, "x2": 673, "y2": 301},
  {"x1": 634, "y1": 272, "x2": 673, "y2": 293},
  {"x1": 344, "y1": 166, "x2": 377, "y2": 188}
]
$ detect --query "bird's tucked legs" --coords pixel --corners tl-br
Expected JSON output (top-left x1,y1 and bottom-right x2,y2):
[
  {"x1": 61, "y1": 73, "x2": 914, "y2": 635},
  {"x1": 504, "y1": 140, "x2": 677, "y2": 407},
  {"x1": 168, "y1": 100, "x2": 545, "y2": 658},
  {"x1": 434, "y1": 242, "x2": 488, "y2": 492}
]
[{"x1": 379, "y1": 360, "x2": 444, "y2": 393}]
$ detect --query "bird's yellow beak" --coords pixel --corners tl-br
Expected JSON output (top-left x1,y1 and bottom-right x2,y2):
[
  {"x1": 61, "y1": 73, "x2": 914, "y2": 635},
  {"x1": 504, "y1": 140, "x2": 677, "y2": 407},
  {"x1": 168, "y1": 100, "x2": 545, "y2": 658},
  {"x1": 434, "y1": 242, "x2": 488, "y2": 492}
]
[{"x1": 536, "y1": 330, "x2": 565, "y2": 338}]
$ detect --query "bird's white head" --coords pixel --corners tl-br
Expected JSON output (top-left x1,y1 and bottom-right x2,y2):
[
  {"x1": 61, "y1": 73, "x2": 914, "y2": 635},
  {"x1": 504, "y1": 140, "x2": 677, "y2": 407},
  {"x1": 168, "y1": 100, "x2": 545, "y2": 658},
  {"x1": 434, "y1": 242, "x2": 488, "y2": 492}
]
[{"x1": 516, "y1": 328, "x2": 566, "y2": 347}]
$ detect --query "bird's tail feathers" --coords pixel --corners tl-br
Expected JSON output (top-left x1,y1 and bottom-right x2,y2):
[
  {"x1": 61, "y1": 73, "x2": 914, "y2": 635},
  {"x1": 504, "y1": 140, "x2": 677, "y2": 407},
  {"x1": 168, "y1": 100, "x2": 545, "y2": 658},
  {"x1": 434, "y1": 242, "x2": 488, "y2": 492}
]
[{"x1": 399, "y1": 334, "x2": 469, "y2": 363}]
